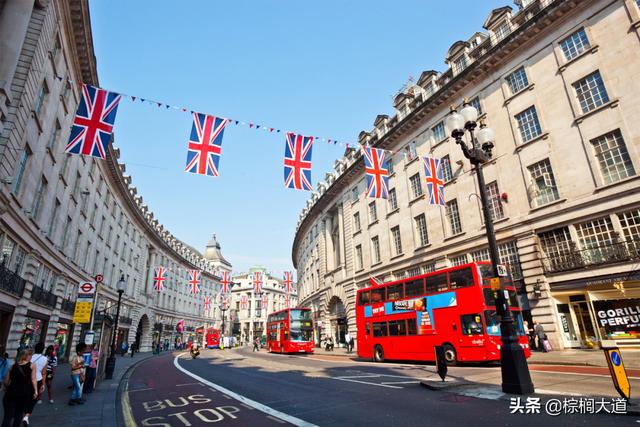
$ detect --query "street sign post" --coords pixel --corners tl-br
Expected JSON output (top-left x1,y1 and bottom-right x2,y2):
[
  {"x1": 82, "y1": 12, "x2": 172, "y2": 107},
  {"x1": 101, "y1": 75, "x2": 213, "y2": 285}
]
[
  {"x1": 602, "y1": 344, "x2": 630, "y2": 400},
  {"x1": 434, "y1": 345, "x2": 448, "y2": 382},
  {"x1": 496, "y1": 264, "x2": 508, "y2": 277},
  {"x1": 73, "y1": 279, "x2": 99, "y2": 324}
]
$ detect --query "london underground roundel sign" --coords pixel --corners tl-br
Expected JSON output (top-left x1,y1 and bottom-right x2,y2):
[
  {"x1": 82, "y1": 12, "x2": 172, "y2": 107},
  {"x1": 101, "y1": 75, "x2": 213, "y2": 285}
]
[{"x1": 79, "y1": 282, "x2": 96, "y2": 294}]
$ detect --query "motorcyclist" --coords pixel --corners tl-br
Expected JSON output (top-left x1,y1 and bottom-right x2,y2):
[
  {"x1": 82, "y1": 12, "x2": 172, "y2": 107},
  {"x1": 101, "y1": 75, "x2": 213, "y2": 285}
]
[{"x1": 190, "y1": 344, "x2": 200, "y2": 359}]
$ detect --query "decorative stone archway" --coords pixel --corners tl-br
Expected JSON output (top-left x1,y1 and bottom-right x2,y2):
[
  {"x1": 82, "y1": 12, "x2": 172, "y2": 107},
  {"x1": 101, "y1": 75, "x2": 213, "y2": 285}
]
[
  {"x1": 326, "y1": 295, "x2": 347, "y2": 345},
  {"x1": 133, "y1": 313, "x2": 151, "y2": 352}
]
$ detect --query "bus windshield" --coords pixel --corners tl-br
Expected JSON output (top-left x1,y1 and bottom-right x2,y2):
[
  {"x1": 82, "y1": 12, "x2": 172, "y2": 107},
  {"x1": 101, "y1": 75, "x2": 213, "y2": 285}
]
[
  {"x1": 484, "y1": 310, "x2": 526, "y2": 336},
  {"x1": 290, "y1": 310, "x2": 312, "y2": 321}
]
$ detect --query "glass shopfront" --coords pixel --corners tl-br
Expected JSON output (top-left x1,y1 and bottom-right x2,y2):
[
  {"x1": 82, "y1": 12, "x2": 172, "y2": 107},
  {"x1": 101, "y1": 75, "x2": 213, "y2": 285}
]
[
  {"x1": 20, "y1": 316, "x2": 48, "y2": 351},
  {"x1": 54, "y1": 322, "x2": 71, "y2": 361}
]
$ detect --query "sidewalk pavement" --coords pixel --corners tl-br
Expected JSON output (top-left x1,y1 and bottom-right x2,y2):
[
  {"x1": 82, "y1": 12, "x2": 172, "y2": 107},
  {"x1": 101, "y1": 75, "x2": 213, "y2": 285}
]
[
  {"x1": 20, "y1": 351, "x2": 155, "y2": 427},
  {"x1": 313, "y1": 345, "x2": 640, "y2": 369}
]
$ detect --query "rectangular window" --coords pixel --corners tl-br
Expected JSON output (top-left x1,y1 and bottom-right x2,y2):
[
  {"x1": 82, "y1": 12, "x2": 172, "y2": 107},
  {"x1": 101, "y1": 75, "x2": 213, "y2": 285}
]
[
  {"x1": 461, "y1": 314, "x2": 484, "y2": 335},
  {"x1": 446, "y1": 199, "x2": 462, "y2": 235},
  {"x1": 471, "y1": 248, "x2": 490, "y2": 262},
  {"x1": 34, "y1": 81, "x2": 49, "y2": 115},
  {"x1": 388, "y1": 320, "x2": 407, "y2": 336},
  {"x1": 387, "y1": 284, "x2": 403, "y2": 301},
  {"x1": 61, "y1": 216, "x2": 71, "y2": 250},
  {"x1": 31, "y1": 176, "x2": 47, "y2": 220},
  {"x1": 426, "y1": 273, "x2": 448, "y2": 293},
  {"x1": 573, "y1": 71, "x2": 609, "y2": 114},
  {"x1": 388, "y1": 188, "x2": 398, "y2": 211},
  {"x1": 575, "y1": 217, "x2": 617, "y2": 264},
  {"x1": 373, "y1": 322, "x2": 388, "y2": 337},
  {"x1": 560, "y1": 28, "x2": 590, "y2": 61},
  {"x1": 12, "y1": 147, "x2": 31, "y2": 195},
  {"x1": 404, "y1": 141, "x2": 418, "y2": 162},
  {"x1": 422, "y1": 263, "x2": 436, "y2": 273},
  {"x1": 432, "y1": 121, "x2": 446, "y2": 141},
  {"x1": 371, "y1": 236, "x2": 381, "y2": 264},
  {"x1": 351, "y1": 186, "x2": 359, "y2": 202},
  {"x1": 441, "y1": 155, "x2": 453, "y2": 183},
  {"x1": 485, "y1": 181, "x2": 504, "y2": 221},
  {"x1": 539, "y1": 227, "x2": 573, "y2": 260},
  {"x1": 498, "y1": 241, "x2": 523, "y2": 280},
  {"x1": 449, "y1": 267, "x2": 474, "y2": 289},
  {"x1": 494, "y1": 22, "x2": 511, "y2": 42},
  {"x1": 74, "y1": 231, "x2": 83, "y2": 262},
  {"x1": 62, "y1": 80, "x2": 71, "y2": 101},
  {"x1": 454, "y1": 56, "x2": 467, "y2": 74},
  {"x1": 506, "y1": 67, "x2": 529, "y2": 94},
  {"x1": 409, "y1": 173, "x2": 423, "y2": 199},
  {"x1": 355, "y1": 245, "x2": 363, "y2": 271},
  {"x1": 391, "y1": 226, "x2": 402, "y2": 256},
  {"x1": 528, "y1": 159, "x2": 560, "y2": 206},
  {"x1": 405, "y1": 279, "x2": 424, "y2": 297},
  {"x1": 387, "y1": 157, "x2": 394, "y2": 175},
  {"x1": 48, "y1": 199, "x2": 60, "y2": 237},
  {"x1": 414, "y1": 214, "x2": 429, "y2": 247},
  {"x1": 368, "y1": 202, "x2": 377, "y2": 223},
  {"x1": 407, "y1": 319, "x2": 417, "y2": 335},
  {"x1": 450, "y1": 254, "x2": 468, "y2": 266},
  {"x1": 618, "y1": 209, "x2": 640, "y2": 242},
  {"x1": 353, "y1": 212, "x2": 361, "y2": 232},
  {"x1": 47, "y1": 120, "x2": 61, "y2": 151},
  {"x1": 591, "y1": 130, "x2": 635, "y2": 185},
  {"x1": 470, "y1": 96, "x2": 483, "y2": 115},
  {"x1": 515, "y1": 106, "x2": 542, "y2": 143}
]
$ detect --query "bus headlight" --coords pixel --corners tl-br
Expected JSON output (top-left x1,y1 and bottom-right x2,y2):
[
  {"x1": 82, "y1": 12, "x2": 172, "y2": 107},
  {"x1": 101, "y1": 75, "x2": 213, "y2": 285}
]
[{"x1": 497, "y1": 344, "x2": 501, "y2": 350}]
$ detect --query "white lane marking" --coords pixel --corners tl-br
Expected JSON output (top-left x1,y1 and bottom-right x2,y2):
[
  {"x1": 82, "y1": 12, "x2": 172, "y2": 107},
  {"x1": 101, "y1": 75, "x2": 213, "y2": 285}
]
[
  {"x1": 241, "y1": 403, "x2": 255, "y2": 410},
  {"x1": 128, "y1": 387, "x2": 154, "y2": 393},
  {"x1": 334, "y1": 374, "x2": 381, "y2": 379},
  {"x1": 331, "y1": 377, "x2": 402, "y2": 389},
  {"x1": 535, "y1": 389, "x2": 583, "y2": 396},
  {"x1": 380, "y1": 381, "x2": 419, "y2": 385},
  {"x1": 174, "y1": 354, "x2": 317, "y2": 427},
  {"x1": 176, "y1": 382, "x2": 203, "y2": 387},
  {"x1": 267, "y1": 415, "x2": 287, "y2": 424}
]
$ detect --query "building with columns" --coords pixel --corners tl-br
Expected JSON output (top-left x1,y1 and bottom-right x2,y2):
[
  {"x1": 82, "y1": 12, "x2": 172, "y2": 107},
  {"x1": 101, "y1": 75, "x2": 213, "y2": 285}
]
[
  {"x1": 293, "y1": 0, "x2": 640, "y2": 351},
  {"x1": 0, "y1": 0, "x2": 231, "y2": 365},
  {"x1": 227, "y1": 267, "x2": 298, "y2": 343}
]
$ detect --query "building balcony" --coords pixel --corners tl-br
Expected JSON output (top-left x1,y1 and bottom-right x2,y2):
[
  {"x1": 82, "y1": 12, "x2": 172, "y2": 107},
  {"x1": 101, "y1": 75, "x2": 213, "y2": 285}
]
[
  {"x1": 0, "y1": 263, "x2": 26, "y2": 298},
  {"x1": 60, "y1": 298, "x2": 75, "y2": 314},
  {"x1": 30, "y1": 286, "x2": 58, "y2": 309},
  {"x1": 541, "y1": 240, "x2": 640, "y2": 274}
]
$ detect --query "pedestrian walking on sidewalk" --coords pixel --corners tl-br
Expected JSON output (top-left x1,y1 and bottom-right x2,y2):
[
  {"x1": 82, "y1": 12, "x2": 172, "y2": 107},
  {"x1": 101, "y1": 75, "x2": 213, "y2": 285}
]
[
  {"x1": 44, "y1": 345, "x2": 57, "y2": 404},
  {"x1": 345, "y1": 333, "x2": 352, "y2": 353},
  {"x1": 121, "y1": 342, "x2": 128, "y2": 357},
  {"x1": 533, "y1": 321, "x2": 547, "y2": 352},
  {"x1": 23, "y1": 343, "x2": 47, "y2": 425},
  {"x1": 0, "y1": 352, "x2": 11, "y2": 384},
  {"x1": 130, "y1": 342, "x2": 137, "y2": 358},
  {"x1": 69, "y1": 343, "x2": 86, "y2": 406},
  {"x1": 253, "y1": 337, "x2": 259, "y2": 352},
  {"x1": 2, "y1": 349, "x2": 37, "y2": 427},
  {"x1": 83, "y1": 346, "x2": 99, "y2": 394}
]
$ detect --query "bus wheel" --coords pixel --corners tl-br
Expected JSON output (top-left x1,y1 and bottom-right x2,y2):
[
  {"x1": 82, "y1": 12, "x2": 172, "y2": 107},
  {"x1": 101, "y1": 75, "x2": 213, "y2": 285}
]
[
  {"x1": 373, "y1": 345, "x2": 385, "y2": 363},
  {"x1": 443, "y1": 344, "x2": 457, "y2": 366}
]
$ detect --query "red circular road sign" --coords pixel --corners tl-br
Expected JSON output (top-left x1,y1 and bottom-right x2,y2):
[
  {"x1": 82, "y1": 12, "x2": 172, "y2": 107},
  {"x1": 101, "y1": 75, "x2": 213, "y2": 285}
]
[
  {"x1": 94, "y1": 274, "x2": 104, "y2": 283},
  {"x1": 80, "y1": 282, "x2": 95, "y2": 293}
]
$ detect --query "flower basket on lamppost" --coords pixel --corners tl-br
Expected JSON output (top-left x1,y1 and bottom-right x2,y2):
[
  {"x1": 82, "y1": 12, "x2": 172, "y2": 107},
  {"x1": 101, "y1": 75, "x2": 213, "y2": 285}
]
[
  {"x1": 444, "y1": 100, "x2": 534, "y2": 395},
  {"x1": 104, "y1": 275, "x2": 126, "y2": 380}
]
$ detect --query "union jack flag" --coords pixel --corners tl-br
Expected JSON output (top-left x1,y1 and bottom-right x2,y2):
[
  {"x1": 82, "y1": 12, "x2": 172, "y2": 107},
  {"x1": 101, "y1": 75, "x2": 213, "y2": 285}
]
[
  {"x1": 422, "y1": 156, "x2": 445, "y2": 206},
  {"x1": 204, "y1": 295, "x2": 211, "y2": 312},
  {"x1": 284, "y1": 132, "x2": 313, "y2": 191},
  {"x1": 187, "y1": 270, "x2": 201, "y2": 294},
  {"x1": 65, "y1": 84, "x2": 121, "y2": 159},
  {"x1": 283, "y1": 271, "x2": 293, "y2": 294},
  {"x1": 185, "y1": 113, "x2": 228, "y2": 177},
  {"x1": 220, "y1": 293, "x2": 228, "y2": 310},
  {"x1": 153, "y1": 266, "x2": 167, "y2": 292},
  {"x1": 284, "y1": 294, "x2": 290, "y2": 308},
  {"x1": 261, "y1": 293, "x2": 268, "y2": 308},
  {"x1": 240, "y1": 294, "x2": 249, "y2": 310},
  {"x1": 362, "y1": 146, "x2": 390, "y2": 199},
  {"x1": 252, "y1": 272, "x2": 263, "y2": 295},
  {"x1": 221, "y1": 271, "x2": 232, "y2": 295}
]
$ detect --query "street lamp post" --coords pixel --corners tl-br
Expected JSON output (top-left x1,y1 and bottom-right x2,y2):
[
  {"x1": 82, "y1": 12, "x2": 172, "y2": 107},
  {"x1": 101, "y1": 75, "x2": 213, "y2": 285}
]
[
  {"x1": 219, "y1": 302, "x2": 228, "y2": 337},
  {"x1": 104, "y1": 275, "x2": 126, "y2": 380},
  {"x1": 445, "y1": 101, "x2": 534, "y2": 395}
]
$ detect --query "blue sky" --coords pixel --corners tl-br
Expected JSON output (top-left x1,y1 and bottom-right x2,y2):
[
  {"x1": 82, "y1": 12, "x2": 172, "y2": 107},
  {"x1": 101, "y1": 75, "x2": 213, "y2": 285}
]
[{"x1": 88, "y1": 0, "x2": 509, "y2": 277}]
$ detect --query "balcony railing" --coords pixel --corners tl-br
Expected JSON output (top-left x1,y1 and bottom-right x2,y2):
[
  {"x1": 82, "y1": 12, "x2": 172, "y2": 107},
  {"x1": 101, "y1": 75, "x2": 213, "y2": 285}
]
[
  {"x1": 541, "y1": 239, "x2": 640, "y2": 273},
  {"x1": 30, "y1": 285, "x2": 58, "y2": 309},
  {"x1": 60, "y1": 298, "x2": 75, "y2": 314},
  {"x1": 0, "y1": 263, "x2": 26, "y2": 297}
]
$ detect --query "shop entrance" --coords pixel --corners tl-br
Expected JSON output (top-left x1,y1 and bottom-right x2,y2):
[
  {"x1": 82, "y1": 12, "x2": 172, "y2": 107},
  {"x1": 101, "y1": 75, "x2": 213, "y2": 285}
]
[{"x1": 571, "y1": 301, "x2": 596, "y2": 346}]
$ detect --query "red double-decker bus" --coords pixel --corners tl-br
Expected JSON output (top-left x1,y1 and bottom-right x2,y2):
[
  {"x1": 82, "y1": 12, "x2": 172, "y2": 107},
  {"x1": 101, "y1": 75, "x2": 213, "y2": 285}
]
[
  {"x1": 266, "y1": 308, "x2": 314, "y2": 354},
  {"x1": 205, "y1": 328, "x2": 220, "y2": 349},
  {"x1": 356, "y1": 262, "x2": 531, "y2": 365}
]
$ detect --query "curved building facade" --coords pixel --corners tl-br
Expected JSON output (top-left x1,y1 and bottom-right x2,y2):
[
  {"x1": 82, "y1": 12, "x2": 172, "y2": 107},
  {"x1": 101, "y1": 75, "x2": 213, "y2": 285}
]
[
  {"x1": 293, "y1": 0, "x2": 640, "y2": 350},
  {"x1": 0, "y1": 0, "x2": 230, "y2": 362}
]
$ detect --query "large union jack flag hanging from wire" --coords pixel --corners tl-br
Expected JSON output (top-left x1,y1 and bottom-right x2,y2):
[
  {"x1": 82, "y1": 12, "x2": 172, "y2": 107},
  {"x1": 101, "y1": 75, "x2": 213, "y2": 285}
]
[
  {"x1": 240, "y1": 294, "x2": 249, "y2": 310},
  {"x1": 284, "y1": 294, "x2": 290, "y2": 309},
  {"x1": 187, "y1": 270, "x2": 201, "y2": 294},
  {"x1": 422, "y1": 156, "x2": 445, "y2": 206},
  {"x1": 252, "y1": 272, "x2": 263, "y2": 295},
  {"x1": 261, "y1": 293, "x2": 268, "y2": 308},
  {"x1": 153, "y1": 266, "x2": 167, "y2": 292},
  {"x1": 66, "y1": 84, "x2": 121, "y2": 159},
  {"x1": 362, "y1": 146, "x2": 390, "y2": 199},
  {"x1": 204, "y1": 295, "x2": 211, "y2": 312},
  {"x1": 185, "y1": 113, "x2": 228, "y2": 177},
  {"x1": 283, "y1": 271, "x2": 293, "y2": 294},
  {"x1": 221, "y1": 271, "x2": 232, "y2": 295},
  {"x1": 284, "y1": 132, "x2": 313, "y2": 191}
]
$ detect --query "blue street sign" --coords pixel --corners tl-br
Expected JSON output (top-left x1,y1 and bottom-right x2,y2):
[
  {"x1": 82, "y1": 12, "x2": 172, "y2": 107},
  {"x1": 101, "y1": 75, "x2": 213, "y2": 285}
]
[{"x1": 611, "y1": 350, "x2": 621, "y2": 367}]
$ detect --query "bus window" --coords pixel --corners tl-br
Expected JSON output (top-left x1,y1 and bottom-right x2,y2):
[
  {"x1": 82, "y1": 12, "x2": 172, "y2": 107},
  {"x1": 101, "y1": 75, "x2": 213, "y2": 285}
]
[
  {"x1": 388, "y1": 320, "x2": 407, "y2": 336},
  {"x1": 371, "y1": 287, "x2": 385, "y2": 303},
  {"x1": 365, "y1": 322, "x2": 371, "y2": 336},
  {"x1": 461, "y1": 314, "x2": 483, "y2": 335},
  {"x1": 373, "y1": 322, "x2": 388, "y2": 337},
  {"x1": 509, "y1": 290, "x2": 519, "y2": 308},
  {"x1": 407, "y1": 319, "x2": 417, "y2": 335},
  {"x1": 483, "y1": 288, "x2": 496, "y2": 306},
  {"x1": 426, "y1": 273, "x2": 448, "y2": 293},
  {"x1": 387, "y1": 284, "x2": 403, "y2": 301},
  {"x1": 484, "y1": 311, "x2": 501, "y2": 336},
  {"x1": 358, "y1": 291, "x2": 370, "y2": 306},
  {"x1": 405, "y1": 279, "x2": 424, "y2": 297},
  {"x1": 449, "y1": 268, "x2": 474, "y2": 289}
]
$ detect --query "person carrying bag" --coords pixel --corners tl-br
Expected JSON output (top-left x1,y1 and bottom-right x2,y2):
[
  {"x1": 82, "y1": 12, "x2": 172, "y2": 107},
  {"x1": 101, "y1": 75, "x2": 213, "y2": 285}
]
[{"x1": 2, "y1": 349, "x2": 37, "y2": 427}]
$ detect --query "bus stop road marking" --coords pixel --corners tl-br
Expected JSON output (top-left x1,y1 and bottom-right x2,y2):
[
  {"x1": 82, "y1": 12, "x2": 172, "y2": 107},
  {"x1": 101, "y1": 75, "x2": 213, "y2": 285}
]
[
  {"x1": 331, "y1": 377, "x2": 403, "y2": 389},
  {"x1": 380, "y1": 381, "x2": 420, "y2": 385}
]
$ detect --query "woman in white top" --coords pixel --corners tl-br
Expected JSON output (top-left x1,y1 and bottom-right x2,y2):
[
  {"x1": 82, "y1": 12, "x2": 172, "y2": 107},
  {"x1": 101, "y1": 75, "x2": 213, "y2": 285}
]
[{"x1": 23, "y1": 342, "x2": 47, "y2": 425}]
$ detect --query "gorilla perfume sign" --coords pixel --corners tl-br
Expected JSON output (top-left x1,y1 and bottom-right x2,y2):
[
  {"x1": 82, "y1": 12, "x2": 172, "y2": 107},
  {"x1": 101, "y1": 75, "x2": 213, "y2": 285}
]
[{"x1": 593, "y1": 299, "x2": 640, "y2": 339}]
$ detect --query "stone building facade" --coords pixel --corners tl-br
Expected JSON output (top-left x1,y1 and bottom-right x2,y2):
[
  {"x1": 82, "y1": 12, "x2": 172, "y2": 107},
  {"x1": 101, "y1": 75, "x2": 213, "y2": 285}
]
[
  {"x1": 292, "y1": 0, "x2": 640, "y2": 350},
  {"x1": 228, "y1": 267, "x2": 298, "y2": 343},
  {"x1": 0, "y1": 0, "x2": 230, "y2": 362}
]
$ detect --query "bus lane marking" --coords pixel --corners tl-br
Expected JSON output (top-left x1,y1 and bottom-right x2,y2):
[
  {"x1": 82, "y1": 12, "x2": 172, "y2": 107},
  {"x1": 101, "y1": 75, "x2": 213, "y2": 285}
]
[
  {"x1": 174, "y1": 354, "x2": 318, "y2": 427},
  {"x1": 331, "y1": 377, "x2": 403, "y2": 389}
]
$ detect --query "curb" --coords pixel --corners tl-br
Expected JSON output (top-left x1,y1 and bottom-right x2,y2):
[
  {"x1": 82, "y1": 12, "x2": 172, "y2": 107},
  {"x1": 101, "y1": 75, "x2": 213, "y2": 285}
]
[{"x1": 115, "y1": 353, "x2": 162, "y2": 427}]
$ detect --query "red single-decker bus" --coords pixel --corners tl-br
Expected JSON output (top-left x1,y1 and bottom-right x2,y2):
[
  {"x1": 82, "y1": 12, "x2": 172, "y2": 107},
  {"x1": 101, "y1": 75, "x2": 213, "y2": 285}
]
[
  {"x1": 205, "y1": 328, "x2": 220, "y2": 349},
  {"x1": 266, "y1": 308, "x2": 314, "y2": 354},
  {"x1": 356, "y1": 262, "x2": 531, "y2": 365}
]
